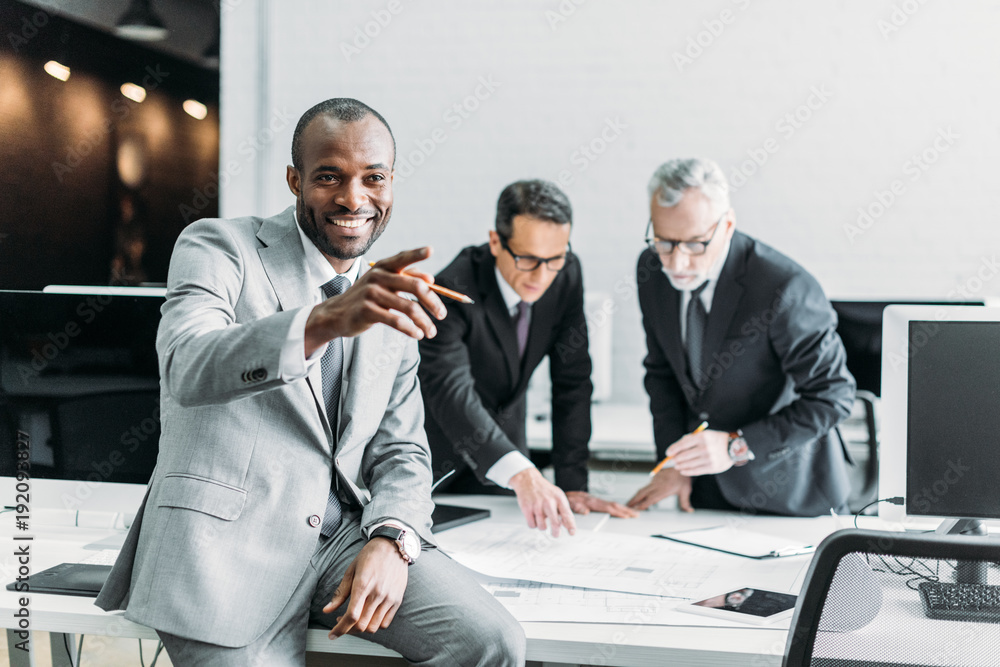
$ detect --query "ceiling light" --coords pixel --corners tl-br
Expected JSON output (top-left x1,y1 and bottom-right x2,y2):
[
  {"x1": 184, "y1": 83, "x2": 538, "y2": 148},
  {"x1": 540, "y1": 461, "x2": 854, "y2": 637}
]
[
  {"x1": 120, "y1": 83, "x2": 147, "y2": 103},
  {"x1": 44, "y1": 60, "x2": 70, "y2": 81},
  {"x1": 183, "y1": 99, "x2": 208, "y2": 120},
  {"x1": 114, "y1": 0, "x2": 169, "y2": 41}
]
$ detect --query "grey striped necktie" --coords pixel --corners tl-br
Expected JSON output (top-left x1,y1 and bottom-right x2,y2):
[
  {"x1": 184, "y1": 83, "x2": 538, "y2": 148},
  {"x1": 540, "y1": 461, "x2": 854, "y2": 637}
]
[
  {"x1": 686, "y1": 281, "x2": 710, "y2": 390},
  {"x1": 320, "y1": 275, "x2": 349, "y2": 537}
]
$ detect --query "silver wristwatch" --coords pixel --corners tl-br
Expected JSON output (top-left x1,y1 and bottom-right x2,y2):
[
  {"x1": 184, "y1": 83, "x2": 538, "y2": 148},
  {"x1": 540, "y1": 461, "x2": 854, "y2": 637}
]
[
  {"x1": 727, "y1": 430, "x2": 755, "y2": 467},
  {"x1": 369, "y1": 525, "x2": 419, "y2": 564}
]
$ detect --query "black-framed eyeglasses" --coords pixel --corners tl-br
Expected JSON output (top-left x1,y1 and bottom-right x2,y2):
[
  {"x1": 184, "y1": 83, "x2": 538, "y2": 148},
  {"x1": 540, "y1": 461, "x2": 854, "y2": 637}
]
[
  {"x1": 645, "y1": 211, "x2": 726, "y2": 256},
  {"x1": 499, "y1": 235, "x2": 572, "y2": 272}
]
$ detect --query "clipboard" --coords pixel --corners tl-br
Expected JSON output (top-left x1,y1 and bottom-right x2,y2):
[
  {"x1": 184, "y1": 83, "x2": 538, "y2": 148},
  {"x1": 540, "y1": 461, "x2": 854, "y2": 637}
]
[{"x1": 653, "y1": 525, "x2": 816, "y2": 559}]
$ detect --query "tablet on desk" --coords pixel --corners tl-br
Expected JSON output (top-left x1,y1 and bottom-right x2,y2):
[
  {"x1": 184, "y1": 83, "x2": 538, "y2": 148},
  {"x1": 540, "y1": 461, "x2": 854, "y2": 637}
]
[
  {"x1": 431, "y1": 504, "x2": 490, "y2": 533},
  {"x1": 6, "y1": 563, "x2": 111, "y2": 598},
  {"x1": 678, "y1": 587, "x2": 797, "y2": 626}
]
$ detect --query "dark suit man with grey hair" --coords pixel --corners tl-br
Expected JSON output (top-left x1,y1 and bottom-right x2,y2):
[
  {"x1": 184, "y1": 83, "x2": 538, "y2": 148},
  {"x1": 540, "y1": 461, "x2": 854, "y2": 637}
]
[{"x1": 627, "y1": 158, "x2": 856, "y2": 517}]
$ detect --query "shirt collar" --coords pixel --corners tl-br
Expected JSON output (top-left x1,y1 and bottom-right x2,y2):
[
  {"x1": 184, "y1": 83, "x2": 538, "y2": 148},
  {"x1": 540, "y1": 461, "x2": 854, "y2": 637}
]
[
  {"x1": 494, "y1": 265, "x2": 522, "y2": 313},
  {"x1": 294, "y1": 213, "x2": 361, "y2": 290}
]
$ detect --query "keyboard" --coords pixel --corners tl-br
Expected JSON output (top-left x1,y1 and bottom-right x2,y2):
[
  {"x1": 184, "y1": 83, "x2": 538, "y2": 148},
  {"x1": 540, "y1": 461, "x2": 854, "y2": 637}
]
[
  {"x1": 77, "y1": 549, "x2": 121, "y2": 566},
  {"x1": 919, "y1": 581, "x2": 1000, "y2": 622}
]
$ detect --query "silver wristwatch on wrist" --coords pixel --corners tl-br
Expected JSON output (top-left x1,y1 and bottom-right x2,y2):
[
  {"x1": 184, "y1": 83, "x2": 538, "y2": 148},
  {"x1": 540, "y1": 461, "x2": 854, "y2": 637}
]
[
  {"x1": 727, "y1": 429, "x2": 755, "y2": 467},
  {"x1": 369, "y1": 525, "x2": 420, "y2": 564}
]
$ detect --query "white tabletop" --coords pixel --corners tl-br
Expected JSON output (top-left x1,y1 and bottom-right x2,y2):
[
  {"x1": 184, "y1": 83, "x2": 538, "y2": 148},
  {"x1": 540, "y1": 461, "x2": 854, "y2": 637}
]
[{"x1": 1, "y1": 483, "x2": 855, "y2": 667}]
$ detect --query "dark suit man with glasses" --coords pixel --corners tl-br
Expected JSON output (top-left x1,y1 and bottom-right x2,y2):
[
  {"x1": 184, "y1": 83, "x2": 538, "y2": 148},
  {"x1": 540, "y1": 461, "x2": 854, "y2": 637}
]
[
  {"x1": 627, "y1": 158, "x2": 856, "y2": 517},
  {"x1": 419, "y1": 180, "x2": 636, "y2": 537}
]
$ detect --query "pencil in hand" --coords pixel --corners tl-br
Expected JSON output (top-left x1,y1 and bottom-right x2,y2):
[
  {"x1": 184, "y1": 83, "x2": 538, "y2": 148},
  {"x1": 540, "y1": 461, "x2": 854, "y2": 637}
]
[
  {"x1": 368, "y1": 262, "x2": 475, "y2": 304},
  {"x1": 649, "y1": 421, "x2": 709, "y2": 476}
]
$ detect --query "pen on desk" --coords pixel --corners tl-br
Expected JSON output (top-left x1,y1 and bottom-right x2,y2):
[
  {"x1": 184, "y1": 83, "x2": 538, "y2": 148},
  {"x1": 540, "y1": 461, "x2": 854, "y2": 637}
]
[
  {"x1": 649, "y1": 421, "x2": 709, "y2": 476},
  {"x1": 431, "y1": 469, "x2": 456, "y2": 493},
  {"x1": 367, "y1": 262, "x2": 475, "y2": 304},
  {"x1": 592, "y1": 514, "x2": 610, "y2": 533}
]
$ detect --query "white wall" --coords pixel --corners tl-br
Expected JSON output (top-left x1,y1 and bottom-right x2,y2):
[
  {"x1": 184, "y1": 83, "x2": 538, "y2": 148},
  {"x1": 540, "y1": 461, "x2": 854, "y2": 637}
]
[{"x1": 221, "y1": 0, "x2": 1000, "y2": 403}]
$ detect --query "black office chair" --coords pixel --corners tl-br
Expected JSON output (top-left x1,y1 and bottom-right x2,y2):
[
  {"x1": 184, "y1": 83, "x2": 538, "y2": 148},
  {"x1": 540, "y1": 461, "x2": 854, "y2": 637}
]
[
  {"x1": 783, "y1": 529, "x2": 1000, "y2": 667},
  {"x1": 850, "y1": 389, "x2": 880, "y2": 510}
]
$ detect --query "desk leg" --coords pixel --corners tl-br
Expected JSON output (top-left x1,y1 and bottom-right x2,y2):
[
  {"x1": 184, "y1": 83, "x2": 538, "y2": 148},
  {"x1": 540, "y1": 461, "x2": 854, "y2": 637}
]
[
  {"x1": 50, "y1": 632, "x2": 77, "y2": 667},
  {"x1": 6, "y1": 628, "x2": 37, "y2": 667}
]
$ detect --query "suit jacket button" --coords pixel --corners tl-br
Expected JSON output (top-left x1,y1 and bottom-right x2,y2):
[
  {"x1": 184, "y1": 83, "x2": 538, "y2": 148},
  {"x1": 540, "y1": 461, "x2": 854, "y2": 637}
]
[
  {"x1": 699, "y1": 412, "x2": 710, "y2": 421},
  {"x1": 308, "y1": 514, "x2": 321, "y2": 528}
]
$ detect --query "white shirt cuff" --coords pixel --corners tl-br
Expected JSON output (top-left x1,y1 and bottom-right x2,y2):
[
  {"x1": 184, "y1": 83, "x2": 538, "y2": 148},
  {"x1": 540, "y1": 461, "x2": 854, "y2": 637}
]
[
  {"x1": 485, "y1": 451, "x2": 536, "y2": 489},
  {"x1": 278, "y1": 306, "x2": 326, "y2": 381}
]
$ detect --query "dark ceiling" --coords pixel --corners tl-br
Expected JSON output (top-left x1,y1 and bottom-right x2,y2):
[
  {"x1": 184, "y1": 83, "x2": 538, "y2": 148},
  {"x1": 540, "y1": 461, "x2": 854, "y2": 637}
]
[{"x1": 15, "y1": 0, "x2": 219, "y2": 68}]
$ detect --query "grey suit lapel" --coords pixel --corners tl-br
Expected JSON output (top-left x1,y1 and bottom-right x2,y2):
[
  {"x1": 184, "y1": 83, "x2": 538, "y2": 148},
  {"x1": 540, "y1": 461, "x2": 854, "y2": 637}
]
[
  {"x1": 336, "y1": 261, "x2": 377, "y2": 458},
  {"x1": 257, "y1": 206, "x2": 312, "y2": 313},
  {"x1": 338, "y1": 321, "x2": 382, "y2": 458},
  {"x1": 256, "y1": 206, "x2": 328, "y2": 427}
]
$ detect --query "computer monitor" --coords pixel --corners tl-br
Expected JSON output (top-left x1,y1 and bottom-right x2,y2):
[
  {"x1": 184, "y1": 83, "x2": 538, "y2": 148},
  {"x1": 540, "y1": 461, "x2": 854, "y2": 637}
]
[
  {"x1": 0, "y1": 289, "x2": 164, "y2": 520},
  {"x1": 831, "y1": 300, "x2": 983, "y2": 396},
  {"x1": 879, "y1": 305, "x2": 1000, "y2": 549}
]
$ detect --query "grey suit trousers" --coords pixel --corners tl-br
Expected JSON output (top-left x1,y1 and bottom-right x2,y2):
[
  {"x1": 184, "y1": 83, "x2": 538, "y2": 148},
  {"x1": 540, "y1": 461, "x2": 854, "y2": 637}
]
[{"x1": 157, "y1": 511, "x2": 526, "y2": 667}]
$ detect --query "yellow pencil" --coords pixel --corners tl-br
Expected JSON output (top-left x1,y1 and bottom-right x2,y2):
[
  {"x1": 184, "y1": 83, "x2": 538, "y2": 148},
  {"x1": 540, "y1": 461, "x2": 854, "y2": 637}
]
[
  {"x1": 368, "y1": 262, "x2": 475, "y2": 304},
  {"x1": 649, "y1": 421, "x2": 709, "y2": 476}
]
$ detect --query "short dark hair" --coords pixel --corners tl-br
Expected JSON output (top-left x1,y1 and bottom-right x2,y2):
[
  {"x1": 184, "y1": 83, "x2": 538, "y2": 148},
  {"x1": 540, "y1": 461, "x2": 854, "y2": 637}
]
[
  {"x1": 290, "y1": 98, "x2": 396, "y2": 171},
  {"x1": 495, "y1": 180, "x2": 572, "y2": 238}
]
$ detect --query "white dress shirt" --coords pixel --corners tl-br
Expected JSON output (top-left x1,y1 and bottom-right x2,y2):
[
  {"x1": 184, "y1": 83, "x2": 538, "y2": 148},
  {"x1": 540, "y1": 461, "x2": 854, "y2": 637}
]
[
  {"x1": 675, "y1": 237, "x2": 733, "y2": 345},
  {"x1": 485, "y1": 267, "x2": 538, "y2": 489}
]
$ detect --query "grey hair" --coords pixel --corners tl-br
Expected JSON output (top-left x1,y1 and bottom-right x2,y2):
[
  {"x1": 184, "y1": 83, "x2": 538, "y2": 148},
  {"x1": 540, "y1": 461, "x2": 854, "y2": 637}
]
[{"x1": 647, "y1": 158, "x2": 730, "y2": 214}]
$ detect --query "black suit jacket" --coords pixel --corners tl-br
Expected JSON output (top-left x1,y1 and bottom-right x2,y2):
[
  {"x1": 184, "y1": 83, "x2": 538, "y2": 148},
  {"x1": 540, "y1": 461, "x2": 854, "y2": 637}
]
[
  {"x1": 638, "y1": 231, "x2": 856, "y2": 516},
  {"x1": 419, "y1": 244, "x2": 593, "y2": 492}
]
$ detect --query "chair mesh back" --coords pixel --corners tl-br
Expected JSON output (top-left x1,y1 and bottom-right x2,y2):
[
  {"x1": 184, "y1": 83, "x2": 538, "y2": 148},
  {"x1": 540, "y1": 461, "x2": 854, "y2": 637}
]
[{"x1": 807, "y1": 549, "x2": 1000, "y2": 666}]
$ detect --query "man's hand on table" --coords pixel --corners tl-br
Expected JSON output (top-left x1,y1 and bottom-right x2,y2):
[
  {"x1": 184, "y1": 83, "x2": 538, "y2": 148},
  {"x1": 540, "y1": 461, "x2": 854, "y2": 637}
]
[
  {"x1": 565, "y1": 491, "x2": 639, "y2": 519},
  {"x1": 626, "y1": 467, "x2": 694, "y2": 511}
]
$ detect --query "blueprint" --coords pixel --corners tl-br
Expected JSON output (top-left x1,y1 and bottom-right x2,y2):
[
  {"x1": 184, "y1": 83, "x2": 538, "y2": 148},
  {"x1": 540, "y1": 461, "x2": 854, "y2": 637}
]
[
  {"x1": 475, "y1": 575, "x2": 791, "y2": 628},
  {"x1": 437, "y1": 521, "x2": 808, "y2": 601}
]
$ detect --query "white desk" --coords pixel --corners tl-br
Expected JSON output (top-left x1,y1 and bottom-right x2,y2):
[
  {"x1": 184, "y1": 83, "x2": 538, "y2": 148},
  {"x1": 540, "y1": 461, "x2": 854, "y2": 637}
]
[{"x1": 2, "y1": 477, "x2": 851, "y2": 667}]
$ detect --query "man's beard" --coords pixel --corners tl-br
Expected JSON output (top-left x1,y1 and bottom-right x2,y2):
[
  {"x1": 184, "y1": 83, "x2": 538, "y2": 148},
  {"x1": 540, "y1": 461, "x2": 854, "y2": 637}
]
[{"x1": 297, "y1": 197, "x2": 390, "y2": 260}]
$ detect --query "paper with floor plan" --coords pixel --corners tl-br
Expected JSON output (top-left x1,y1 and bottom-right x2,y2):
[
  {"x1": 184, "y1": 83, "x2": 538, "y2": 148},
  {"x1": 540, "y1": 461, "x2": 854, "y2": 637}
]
[
  {"x1": 475, "y1": 575, "x2": 791, "y2": 629},
  {"x1": 437, "y1": 522, "x2": 808, "y2": 600}
]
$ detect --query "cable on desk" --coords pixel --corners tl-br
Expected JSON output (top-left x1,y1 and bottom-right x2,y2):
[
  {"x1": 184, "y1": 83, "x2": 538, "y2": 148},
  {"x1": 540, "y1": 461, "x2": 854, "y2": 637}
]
[{"x1": 852, "y1": 496, "x2": 904, "y2": 529}]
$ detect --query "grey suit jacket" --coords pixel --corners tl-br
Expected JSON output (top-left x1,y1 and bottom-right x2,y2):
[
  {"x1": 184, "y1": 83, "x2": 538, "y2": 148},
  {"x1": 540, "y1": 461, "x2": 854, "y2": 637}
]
[
  {"x1": 637, "y1": 231, "x2": 856, "y2": 517},
  {"x1": 95, "y1": 206, "x2": 435, "y2": 647}
]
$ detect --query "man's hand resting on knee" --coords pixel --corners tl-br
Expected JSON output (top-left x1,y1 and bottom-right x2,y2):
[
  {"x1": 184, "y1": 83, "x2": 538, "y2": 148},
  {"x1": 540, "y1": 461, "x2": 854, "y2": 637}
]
[{"x1": 324, "y1": 538, "x2": 409, "y2": 638}]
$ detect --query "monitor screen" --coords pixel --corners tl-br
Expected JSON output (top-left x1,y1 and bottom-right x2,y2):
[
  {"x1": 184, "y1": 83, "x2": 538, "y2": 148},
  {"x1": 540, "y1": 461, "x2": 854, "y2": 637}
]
[
  {"x1": 906, "y1": 321, "x2": 1000, "y2": 519},
  {"x1": 0, "y1": 290, "x2": 163, "y2": 486},
  {"x1": 879, "y1": 305, "x2": 1000, "y2": 525}
]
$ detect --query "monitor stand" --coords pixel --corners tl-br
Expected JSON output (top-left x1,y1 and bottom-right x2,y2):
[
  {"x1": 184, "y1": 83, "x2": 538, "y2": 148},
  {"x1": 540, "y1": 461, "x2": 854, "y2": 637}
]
[{"x1": 936, "y1": 518, "x2": 988, "y2": 584}]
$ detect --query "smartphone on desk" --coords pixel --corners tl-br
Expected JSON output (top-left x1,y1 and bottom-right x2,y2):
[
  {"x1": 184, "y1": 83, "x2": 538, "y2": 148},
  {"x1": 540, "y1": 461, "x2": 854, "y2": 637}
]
[{"x1": 678, "y1": 587, "x2": 797, "y2": 626}]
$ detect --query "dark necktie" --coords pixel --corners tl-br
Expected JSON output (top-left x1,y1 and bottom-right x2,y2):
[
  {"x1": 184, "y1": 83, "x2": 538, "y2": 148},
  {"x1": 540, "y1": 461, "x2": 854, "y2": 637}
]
[
  {"x1": 319, "y1": 275, "x2": 349, "y2": 537},
  {"x1": 515, "y1": 301, "x2": 531, "y2": 358},
  {"x1": 686, "y1": 281, "x2": 709, "y2": 390}
]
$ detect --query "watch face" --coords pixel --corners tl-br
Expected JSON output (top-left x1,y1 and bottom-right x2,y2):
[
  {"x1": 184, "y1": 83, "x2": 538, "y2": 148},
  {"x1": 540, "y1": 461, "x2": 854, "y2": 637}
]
[{"x1": 730, "y1": 439, "x2": 748, "y2": 457}]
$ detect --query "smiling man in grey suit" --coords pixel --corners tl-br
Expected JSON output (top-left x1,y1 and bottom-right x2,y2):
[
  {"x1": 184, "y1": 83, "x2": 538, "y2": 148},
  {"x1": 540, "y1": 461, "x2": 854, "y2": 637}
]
[
  {"x1": 95, "y1": 99, "x2": 525, "y2": 666},
  {"x1": 627, "y1": 158, "x2": 856, "y2": 517}
]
